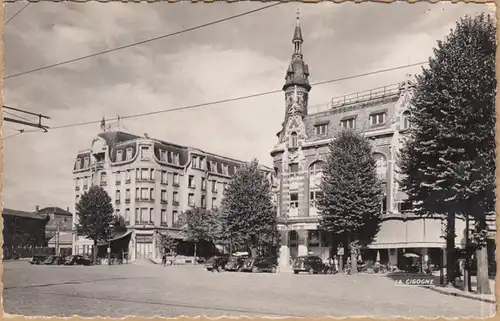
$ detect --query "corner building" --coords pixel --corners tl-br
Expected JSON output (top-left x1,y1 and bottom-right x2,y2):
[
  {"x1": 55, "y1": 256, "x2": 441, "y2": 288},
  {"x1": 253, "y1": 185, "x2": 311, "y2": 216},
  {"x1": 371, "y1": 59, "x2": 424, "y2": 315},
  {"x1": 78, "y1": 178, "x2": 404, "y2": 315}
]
[
  {"x1": 72, "y1": 130, "x2": 274, "y2": 261},
  {"x1": 272, "y1": 16, "x2": 476, "y2": 270}
]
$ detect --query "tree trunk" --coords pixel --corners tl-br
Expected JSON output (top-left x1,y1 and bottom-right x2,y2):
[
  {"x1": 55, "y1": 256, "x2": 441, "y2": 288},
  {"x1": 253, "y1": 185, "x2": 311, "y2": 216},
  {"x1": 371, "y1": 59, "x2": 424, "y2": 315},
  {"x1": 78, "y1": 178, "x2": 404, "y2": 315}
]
[
  {"x1": 445, "y1": 212, "x2": 456, "y2": 286},
  {"x1": 475, "y1": 245, "x2": 491, "y2": 294},
  {"x1": 93, "y1": 240, "x2": 98, "y2": 265},
  {"x1": 193, "y1": 242, "x2": 197, "y2": 265}
]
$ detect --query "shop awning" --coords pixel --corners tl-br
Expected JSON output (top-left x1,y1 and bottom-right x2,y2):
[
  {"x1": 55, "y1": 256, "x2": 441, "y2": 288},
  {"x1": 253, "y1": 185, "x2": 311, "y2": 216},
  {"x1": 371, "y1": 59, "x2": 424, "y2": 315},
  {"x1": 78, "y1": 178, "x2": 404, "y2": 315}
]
[
  {"x1": 158, "y1": 229, "x2": 188, "y2": 241},
  {"x1": 97, "y1": 230, "x2": 133, "y2": 246}
]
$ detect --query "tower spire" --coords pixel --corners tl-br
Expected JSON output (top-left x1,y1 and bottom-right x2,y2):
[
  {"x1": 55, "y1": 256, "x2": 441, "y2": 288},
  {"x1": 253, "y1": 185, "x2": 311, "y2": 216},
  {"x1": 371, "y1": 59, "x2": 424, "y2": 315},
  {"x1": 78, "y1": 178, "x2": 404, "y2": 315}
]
[{"x1": 283, "y1": 11, "x2": 310, "y2": 92}]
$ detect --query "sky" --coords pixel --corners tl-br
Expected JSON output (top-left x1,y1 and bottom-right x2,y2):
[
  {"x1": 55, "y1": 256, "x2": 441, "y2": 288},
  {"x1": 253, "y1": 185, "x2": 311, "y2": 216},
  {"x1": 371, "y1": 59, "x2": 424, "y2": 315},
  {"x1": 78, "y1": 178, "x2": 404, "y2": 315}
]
[{"x1": 2, "y1": 1, "x2": 494, "y2": 211}]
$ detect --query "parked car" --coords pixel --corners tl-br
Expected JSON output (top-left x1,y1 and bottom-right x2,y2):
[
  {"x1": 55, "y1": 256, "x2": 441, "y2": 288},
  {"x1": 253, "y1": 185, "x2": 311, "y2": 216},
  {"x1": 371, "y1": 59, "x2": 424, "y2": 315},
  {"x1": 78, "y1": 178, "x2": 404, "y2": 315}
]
[
  {"x1": 224, "y1": 256, "x2": 248, "y2": 271},
  {"x1": 43, "y1": 255, "x2": 64, "y2": 265},
  {"x1": 204, "y1": 256, "x2": 229, "y2": 272},
  {"x1": 240, "y1": 257, "x2": 278, "y2": 273},
  {"x1": 293, "y1": 255, "x2": 325, "y2": 274},
  {"x1": 64, "y1": 255, "x2": 93, "y2": 266},
  {"x1": 30, "y1": 254, "x2": 49, "y2": 265}
]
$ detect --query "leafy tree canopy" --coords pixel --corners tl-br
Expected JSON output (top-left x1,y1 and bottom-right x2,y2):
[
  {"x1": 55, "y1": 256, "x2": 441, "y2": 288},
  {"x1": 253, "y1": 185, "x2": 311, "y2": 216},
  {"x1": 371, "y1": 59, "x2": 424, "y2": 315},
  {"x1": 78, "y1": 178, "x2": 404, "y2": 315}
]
[{"x1": 317, "y1": 129, "x2": 383, "y2": 246}]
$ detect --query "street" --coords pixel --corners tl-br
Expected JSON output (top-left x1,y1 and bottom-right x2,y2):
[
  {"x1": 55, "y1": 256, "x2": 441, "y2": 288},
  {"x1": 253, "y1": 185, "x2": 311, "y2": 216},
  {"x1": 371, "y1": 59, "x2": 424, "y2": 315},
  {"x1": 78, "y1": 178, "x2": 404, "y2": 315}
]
[{"x1": 3, "y1": 261, "x2": 495, "y2": 318}]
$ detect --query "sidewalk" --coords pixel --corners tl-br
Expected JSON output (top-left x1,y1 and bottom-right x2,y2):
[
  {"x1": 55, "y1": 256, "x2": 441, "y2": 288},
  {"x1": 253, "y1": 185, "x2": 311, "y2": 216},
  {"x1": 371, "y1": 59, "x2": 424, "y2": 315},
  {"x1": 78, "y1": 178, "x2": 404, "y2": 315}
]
[{"x1": 425, "y1": 278, "x2": 496, "y2": 304}]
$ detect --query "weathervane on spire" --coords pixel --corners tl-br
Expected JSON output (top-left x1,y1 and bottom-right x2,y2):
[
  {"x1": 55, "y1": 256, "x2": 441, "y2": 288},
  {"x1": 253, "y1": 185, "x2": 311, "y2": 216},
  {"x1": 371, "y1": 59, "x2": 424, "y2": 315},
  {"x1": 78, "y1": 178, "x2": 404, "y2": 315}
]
[{"x1": 296, "y1": 8, "x2": 300, "y2": 23}]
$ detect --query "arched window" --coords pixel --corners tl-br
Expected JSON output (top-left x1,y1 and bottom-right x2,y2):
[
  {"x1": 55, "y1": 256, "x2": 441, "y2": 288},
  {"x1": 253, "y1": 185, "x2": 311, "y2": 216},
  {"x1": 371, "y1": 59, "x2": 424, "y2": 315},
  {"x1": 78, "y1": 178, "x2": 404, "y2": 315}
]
[
  {"x1": 402, "y1": 110, "x2": 411, "y2": 130},
  {"x1": 309, "y1": 161, "x2": 324, "y2": 175},
  {"x1": 374, "y1": 153, "x2": 388, "y2": 181},
  {"x1": 290, "y1": 132, "x2": 298, "y2": 147}
]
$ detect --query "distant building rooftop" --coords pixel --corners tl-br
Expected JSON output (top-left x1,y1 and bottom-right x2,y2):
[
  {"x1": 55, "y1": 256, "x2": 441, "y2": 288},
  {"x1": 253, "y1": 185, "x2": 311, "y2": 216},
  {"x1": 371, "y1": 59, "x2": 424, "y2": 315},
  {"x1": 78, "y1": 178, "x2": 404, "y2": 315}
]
[{"x1": 2, "y1": 208, "x2": 46, "y2": 220}]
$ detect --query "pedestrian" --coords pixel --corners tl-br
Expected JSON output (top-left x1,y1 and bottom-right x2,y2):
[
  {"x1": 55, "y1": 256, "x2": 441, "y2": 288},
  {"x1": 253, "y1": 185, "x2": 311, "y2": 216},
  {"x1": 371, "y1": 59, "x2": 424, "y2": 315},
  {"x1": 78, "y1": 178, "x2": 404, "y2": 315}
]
[
  {"x1": 212, "y1": 257, "x2": 219, "y2": 273},
  {"x1": 161, "y1": 253, "x2": 167, "y2": 267},
  {"x1": 334, "y1": 256, "x2": 339, "y2": 274},
  {"x1": 346, "y1": 257, "x2": 351, "y2": 275}
]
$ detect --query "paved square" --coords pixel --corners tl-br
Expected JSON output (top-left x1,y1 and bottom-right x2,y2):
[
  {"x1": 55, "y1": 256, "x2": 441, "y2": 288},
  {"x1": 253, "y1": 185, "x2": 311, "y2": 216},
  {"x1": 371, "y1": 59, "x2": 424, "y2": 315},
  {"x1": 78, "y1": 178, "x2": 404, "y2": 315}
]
[{"x1": 2, "y1": 261, "x2": 495, "y2": 318}]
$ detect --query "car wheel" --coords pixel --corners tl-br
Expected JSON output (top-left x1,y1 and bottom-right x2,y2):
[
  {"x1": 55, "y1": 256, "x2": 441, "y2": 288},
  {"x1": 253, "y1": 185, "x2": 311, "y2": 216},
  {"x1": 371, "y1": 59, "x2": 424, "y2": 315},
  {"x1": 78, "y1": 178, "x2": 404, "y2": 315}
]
[
  {"x1": 308, "y1": 268, "x2": 314, "y2": 275},
  {"x1": 271, "y1": 266, "x2": 277, "y2": 273},
  {"x1": 294, "y1": 270, "x2": 299, "y2": 274}
]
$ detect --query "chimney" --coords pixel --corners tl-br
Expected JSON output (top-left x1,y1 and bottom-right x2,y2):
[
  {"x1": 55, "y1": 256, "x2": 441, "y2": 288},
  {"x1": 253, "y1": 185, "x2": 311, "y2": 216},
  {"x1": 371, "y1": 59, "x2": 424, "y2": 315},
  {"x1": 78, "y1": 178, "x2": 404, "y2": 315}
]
[
  {"x1": 35, "y1": 205, "x2": 39, "y2": 212},
  {"x1": 66, "y1": 207, "x2": 70, "y2": 213}
]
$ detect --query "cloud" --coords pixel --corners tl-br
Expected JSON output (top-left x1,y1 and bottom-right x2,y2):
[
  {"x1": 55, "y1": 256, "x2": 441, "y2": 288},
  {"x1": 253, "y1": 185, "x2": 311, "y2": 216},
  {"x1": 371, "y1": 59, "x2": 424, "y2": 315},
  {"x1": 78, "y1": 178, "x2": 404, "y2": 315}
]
[{"x1": 2, "y1": 1, "x2": 493, "y2": 210}]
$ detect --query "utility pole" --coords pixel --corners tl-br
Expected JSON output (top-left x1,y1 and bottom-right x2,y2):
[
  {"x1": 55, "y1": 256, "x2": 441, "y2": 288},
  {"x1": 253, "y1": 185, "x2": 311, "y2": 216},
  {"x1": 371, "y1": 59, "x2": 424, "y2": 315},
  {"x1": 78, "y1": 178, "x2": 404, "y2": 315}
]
[
  {"x1": 3, "y1": 105, "x2": 50, "y2": 132},
  {"x1": 464, "y1": 213, "x2": 472, "y2": 292}
]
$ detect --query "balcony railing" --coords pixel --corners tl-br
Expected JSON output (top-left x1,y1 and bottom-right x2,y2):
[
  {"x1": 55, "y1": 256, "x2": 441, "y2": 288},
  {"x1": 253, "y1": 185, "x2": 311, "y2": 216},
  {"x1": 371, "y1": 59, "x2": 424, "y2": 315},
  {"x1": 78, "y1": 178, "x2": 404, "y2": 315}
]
[
  {"x1": 136, "y1": 221, "x2": 154, "y2": 225},
  {"x1": 172, "y1": 201, "x2": 179, "y2": 206},
  {"x1": 116, "y1": 181, "x2": 121, "y2": 185},
  {"x1": 83, "y1": 185, "x2": 88, "y2": 190},
  {"x1": 125, "y1": 198, "x2": 131, "y2": 204},
  {"x1": 100, "y1": 181, "x2": 107, "y2": 187},
  {"x1": 212, "y1": 188, "x2": 218, "y2": 193},
  {"x1": 160, "y1": 180, "x2": 168, "y2": 185},
  {"x1": 115, "y1": 200, "x2": 121, "y2": 204},
  {"x1": 125, "y1": 179, "x2": 131, "y2": 184},
  {"x1": 75, "y1": 186, "x2": 80, "y2": 191},
  {"x1": 160, "y1": 222, "x2": 169, "y2": 227},
  {"x1": 136, "y1": 197, "x2": 155, "y2": 202},
  {"x1": 331, "y1": 83, "x2": 401, "y2": 109},
  {"x1": 160, "y1": 200, "x2": 168, "y2": 204}
]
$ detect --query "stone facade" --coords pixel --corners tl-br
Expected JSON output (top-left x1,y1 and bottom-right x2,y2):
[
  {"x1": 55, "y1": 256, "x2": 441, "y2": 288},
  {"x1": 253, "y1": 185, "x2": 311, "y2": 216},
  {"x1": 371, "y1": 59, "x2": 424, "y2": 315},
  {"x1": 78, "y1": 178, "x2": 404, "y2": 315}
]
[
  {"x1": 271, "y1": 17, "x2": 471, "y2": 270},
  {"x1": 72, "y1": 130, "x2": 274, "y2": 261}
]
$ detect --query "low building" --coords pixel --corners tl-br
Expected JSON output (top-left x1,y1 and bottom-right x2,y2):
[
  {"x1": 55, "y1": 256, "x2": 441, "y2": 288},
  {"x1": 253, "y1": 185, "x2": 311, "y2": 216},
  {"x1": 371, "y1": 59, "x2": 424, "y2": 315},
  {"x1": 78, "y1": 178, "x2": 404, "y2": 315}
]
[
  {"x1": 2, "y1": 208, "x2": 47, "y2": 259},
  {"x1": 35, "y1": 206, "x2": 73, "y2": 241},
  {"x1": 71, "y1": 130, "x2": 274, "y2": 261}
]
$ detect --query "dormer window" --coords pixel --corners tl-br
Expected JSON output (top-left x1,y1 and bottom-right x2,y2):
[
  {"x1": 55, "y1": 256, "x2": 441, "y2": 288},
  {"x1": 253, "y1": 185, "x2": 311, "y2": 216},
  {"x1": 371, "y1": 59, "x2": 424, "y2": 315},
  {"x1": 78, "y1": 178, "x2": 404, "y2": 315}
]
[
  {"x1": 222, "y1": 164, "x2": 229, "y2": 176},
  {"x1": 159, "y1": 149, "x2": 167, "y2": 162},
  {"x1": 370, "y1": 112, "x2": 386, "y2": 126},
  {"x1": 75, "y1": 159, "x2": 81, "y2": 170},
  {"x1": 341, "y1": 118, "x2": 355, "y2": 129},
  {"x1": 126, "y1": 148, "x2": 133, "y2": 160},
  {"x1": 140, "y1": 146, "x2": 150, "y2": 161},
  {"x1": 290, "y1": 132, "x2": 298, "y2": 147},
  {"x1": 192, "y1": 156, "x2": 200, "y2": 169},
  {"x1": 83, "y1": 157, "x2": 90, "y2": 168},
  {"x1": 402, "y1": 110, "x2": 411, "y2": 130},
  {"x1": 314, "y1": 124, "x2": 328, "y2": 135},
  {"x1": 117, "y1": 150, "x2": 123, "y2": 162},
  {"x1": 210, "y1": 161, "x2": 217, "y2": 172}
]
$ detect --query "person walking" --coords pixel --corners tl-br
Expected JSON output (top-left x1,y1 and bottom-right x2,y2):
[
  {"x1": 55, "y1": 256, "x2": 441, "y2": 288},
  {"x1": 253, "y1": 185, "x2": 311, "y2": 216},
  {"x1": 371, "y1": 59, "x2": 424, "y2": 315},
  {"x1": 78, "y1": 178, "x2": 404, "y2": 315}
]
[
  {"x1": 346, "y1": 257, "x2": 352, "y2": 275},
  {"x1": 161, "y1": 253, "x2": 167, "y2": 267},
  {"x1": 334, "y1": 256, "x2": 339, "y2": 274}
]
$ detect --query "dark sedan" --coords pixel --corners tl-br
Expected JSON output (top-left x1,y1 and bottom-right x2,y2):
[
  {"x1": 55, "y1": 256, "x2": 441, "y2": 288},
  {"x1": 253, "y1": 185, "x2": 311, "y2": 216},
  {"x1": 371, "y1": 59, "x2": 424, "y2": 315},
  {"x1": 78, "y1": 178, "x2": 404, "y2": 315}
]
[
  {"x1": 29, "y1": 255, "x2": 49, "y2": 265},
  {"x1": 240, "y1": 257, "x2": 277, "y2": 273},
  {"x1": 293, "y1": 255, "x2": 325, "y2": 274},
  {"x1": 204, "y1": 256, "x2": 229, "y2": 272},
  {"x1": 43, "y1": 255, "x2": 64, "y2": 265},
  {"x1": 224, "y1": 256, "x2": 248, "y2": 271},
  {"x1": 64, "y1": 255, "x2": 93, "y2": 266}
]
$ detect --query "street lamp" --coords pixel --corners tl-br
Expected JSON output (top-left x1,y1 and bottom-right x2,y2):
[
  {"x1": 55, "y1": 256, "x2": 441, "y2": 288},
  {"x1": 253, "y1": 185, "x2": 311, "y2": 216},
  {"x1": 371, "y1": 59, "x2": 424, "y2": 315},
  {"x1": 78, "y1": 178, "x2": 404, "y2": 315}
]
[{"x1": 108, "y1": 222, "x2": 114, "y2": 266}]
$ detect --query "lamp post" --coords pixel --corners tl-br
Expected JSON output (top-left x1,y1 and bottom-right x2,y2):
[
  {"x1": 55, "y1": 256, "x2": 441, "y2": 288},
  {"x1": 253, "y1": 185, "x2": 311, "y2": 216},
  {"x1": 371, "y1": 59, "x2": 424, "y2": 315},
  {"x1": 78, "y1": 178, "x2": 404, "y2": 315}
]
[{"x1": 108, "y1": 222, "x2": 114, "y2": 266}]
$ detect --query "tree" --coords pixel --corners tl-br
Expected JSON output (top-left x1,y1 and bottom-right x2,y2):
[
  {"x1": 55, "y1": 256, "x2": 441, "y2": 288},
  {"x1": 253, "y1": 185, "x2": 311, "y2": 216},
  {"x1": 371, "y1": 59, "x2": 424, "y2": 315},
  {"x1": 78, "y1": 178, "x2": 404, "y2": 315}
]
[
  {"x1": 219, "y1": 159, "x2": 277, "y2": 256},
  {"x1": 399, "y1": 14, "x2": 495, "y2": 293},
  {"x1": 75, "y1": 185, "x2": 115, "y2": 264},
  {"x1": 317, "y1": 129, "x2": 383, "y2": 274},
  {"x1": 177, "y1": 207, "x2": 216, "y2": 262},
  {"x1": 156, "y1": 233, "x2": 178, "y2": 256}
]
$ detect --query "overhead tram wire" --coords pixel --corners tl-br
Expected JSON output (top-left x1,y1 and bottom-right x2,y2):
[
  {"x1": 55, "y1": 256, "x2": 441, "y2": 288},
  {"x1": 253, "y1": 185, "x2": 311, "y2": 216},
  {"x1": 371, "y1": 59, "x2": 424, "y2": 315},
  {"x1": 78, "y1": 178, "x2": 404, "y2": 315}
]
[
  {"x1": 26, "y1": 61, "x2": 427, "y2": 133},
  {"x1": 5, "y1": 2, "x2": 30, "y2": 26},
  {"x1": 3, "y1": 3, "x2": 282, "y2": 80}
]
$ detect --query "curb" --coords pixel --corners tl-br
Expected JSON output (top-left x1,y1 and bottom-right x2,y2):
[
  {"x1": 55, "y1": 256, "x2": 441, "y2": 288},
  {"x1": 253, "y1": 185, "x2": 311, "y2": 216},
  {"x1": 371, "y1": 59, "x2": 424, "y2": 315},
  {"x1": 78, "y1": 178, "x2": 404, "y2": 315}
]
[{"x1": 425, "y1": 286, "x2": 496, "y2": 304}]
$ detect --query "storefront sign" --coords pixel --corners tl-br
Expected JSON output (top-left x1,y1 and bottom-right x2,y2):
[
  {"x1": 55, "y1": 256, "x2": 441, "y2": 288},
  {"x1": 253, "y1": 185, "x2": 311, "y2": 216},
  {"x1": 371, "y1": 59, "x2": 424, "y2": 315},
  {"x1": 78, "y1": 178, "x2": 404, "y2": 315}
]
[{"x1": 136, "y1": 235, "x2": 153, "y2": 243}]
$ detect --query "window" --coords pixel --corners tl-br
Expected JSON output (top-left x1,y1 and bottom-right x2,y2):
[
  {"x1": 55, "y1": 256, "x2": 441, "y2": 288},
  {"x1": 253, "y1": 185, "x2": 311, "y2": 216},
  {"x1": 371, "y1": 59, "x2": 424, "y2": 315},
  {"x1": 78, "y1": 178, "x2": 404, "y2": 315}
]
[
  {"x1": 161, "y1": 190, "x2": 167, "y2": 203},
  {"x1": 75, "y1": 159, "x2": 81, "y2": 170},
  {"x1": 84, "y1": 157, "x2": 90, "y2": 168},
  {"x1": 173, "y1": 153, "x2": 180, "y2": 165},
  {"x1": 161, "y1": 209, "x2": 167, "y2": 224},
  {"x1": 160, "y1": 149, "x2": 167, "y2": 162},
  {"x1": 370, "y1": 112, "x2": 386, "y2": 126},
  {"x1": 141, "y1": 169, "x2": 149, "y2": 180},
  {"x1": 309, "y1": 161, "x2": 324, "y2": 175},
  {"x1": 126, "y1": 148, "x2": 133, "y2": 160},
  {"x1": 115, "y1": 171, "x2": 121, "y2": 184},
  {"x1": 381, "y1": 196, "x2": 387, "y2": 214},
  {"x1": 212, "y1": 180, "x2": 217, "y2": 193},
  {"x1": 188, "y1": 175, "x2": 195, "y2": 188},
  {"x1": 289, "y1": 163, "x2": 299, "y2": 176},
  {"x1": 141, "y1": 188, "x2": 148, "y2": 200},
  {"x1": 310, "y1": 190, "x2": 323, "y2": 208},
  {"x1": 188, "y1": 193, "x2": 195, "y2": 206},
  {"x1": 125, "y1": 208, "x2": 130, "y2": 223},
  {"x1": 290, "y1": 193, "x2": 299, "y2": 208},
  {"x1": 192, "y1": 156, "x2": 199, "y2": 169},
  {"x1": 173, "y1": 173, "x2": 180, "y2": 186},
  {"x1": 76, "y1": 195, "x2": 80, "y2": 203},
  {"x1": 341, "y1": 118, "x2": 355, "y2": 129},
  {"x1": 150, "y1": 188, "x2": 155, "y2": 201},
  {"x1": 290, "y1": 132, "x2": 298, "y2": 147},
  {"x1": 212, "y1": 197, "x2": 217, "y2": 209},
  {"x1": 150, "y1": 169, "x2": 155, "y2": 181},
  {"x1": 150, "y1": 208, "x2": 154, "y2": 223},
  {"x1": 100, "y1": 172, "x2": 107, "y2": 185},
  {"x1": 75, "y1": 178, "x2": 80, "y2": 188},
  {"x1": 140, "y1": 208, "x2": 148, "y2": 223},
  {"x1": 398, "y1": 201, "x2": 412, "y2": 213},
  {"x1": 161, "y1": 171, "x2": 168, "y2": 184},
  {"x1": 125, "y1": 170, "x2": 131, "y2": 182},
  {"x1": 173, "y1": 191, "x2": 179, "y2": 204},
  {"x1": 222, "y1": 164, "x2": 229, "y2": 176},
  {"x1": 201, "y1": 195, "x2": 206, "y2": 207},
  {"x1": 141, "y1": 146, "x2": 150, "y2": 160},
  {"x1": 402, "y1": 110, "x2": 411, "y2": 130},
  {"x1": 116, "y1": 190, "x2": 121, "y2": 201},
  {"x1": 125, "y1": 189, "x2": 131, "y2": 201},
  {"x1": 117, "y1": 150, "x2": 123, "y2": 162},
  {"x1": 374, "y1": 153, "x2": 388, "y2": 180},
  {"x1": 315, "y1": 124, "x2": 328, "y2": 135},
  {"x1": 172, "y1": 210, "x2": 178, "y2": 226},
  {"x1": 201, "y1": 178, "x2": 206, "y2": 190},
  {"x1": 210, "y1": 161, "x2": 217, "y2": 172},
  {"x1": 84, "y1": 177, "x2": 89, "y2": 188},
  {"x1": 116, "y1": 209, "x2": 121, "y2": 217}
]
